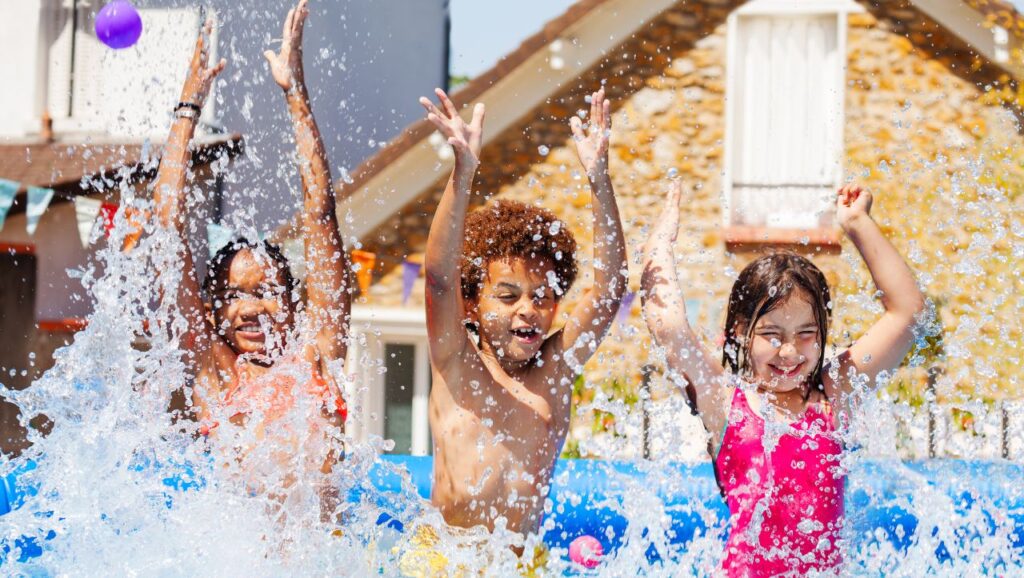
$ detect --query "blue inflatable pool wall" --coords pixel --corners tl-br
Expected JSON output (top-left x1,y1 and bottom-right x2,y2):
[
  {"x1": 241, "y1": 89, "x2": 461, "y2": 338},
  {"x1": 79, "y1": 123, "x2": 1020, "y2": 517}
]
[{"x1": 3, "y1": 455, "x2": 1023, "y2": 565}]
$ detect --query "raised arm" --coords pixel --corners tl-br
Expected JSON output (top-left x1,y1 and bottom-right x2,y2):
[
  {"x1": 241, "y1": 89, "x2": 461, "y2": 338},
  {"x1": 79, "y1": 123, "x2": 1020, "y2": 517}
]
[
  {"x1": 559, "y1": 88, "x2": 628, "y2": 365},
  {"x1": 640, "y1": 180, "x2": 727, "y2": 439},
  {"x1": 420, "y1": 89, "x2": 485, "y2": 371},
  {"x1": 826, "y1": 184, "x2": 926, "y2": 401},
  {"x1": 153, "y1": 22, "x2": 225, "y2": 382},
  {"x1": 264, "y1": 0, "x2": 349, "y2": 364}
]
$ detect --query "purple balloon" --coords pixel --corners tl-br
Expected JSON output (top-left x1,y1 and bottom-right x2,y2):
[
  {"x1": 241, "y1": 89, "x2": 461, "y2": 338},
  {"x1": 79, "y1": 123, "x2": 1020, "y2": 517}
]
[{"x1": 95, "y1": 1, "x2": 143, "y2": 50}]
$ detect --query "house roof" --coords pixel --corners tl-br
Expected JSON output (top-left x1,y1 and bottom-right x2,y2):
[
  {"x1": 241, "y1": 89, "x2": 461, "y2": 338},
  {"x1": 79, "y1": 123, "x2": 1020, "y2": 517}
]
[
  {"x1": 0, "y1": 134, "x2": 244, "y2": 216},
  {"x1": 282, "y1": 0, "x2": 1024, "y2": 248}
]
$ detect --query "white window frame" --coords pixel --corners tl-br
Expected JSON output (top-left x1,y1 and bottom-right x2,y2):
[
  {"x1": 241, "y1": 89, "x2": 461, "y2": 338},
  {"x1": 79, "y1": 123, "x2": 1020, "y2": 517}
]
[
  {"x1": 346, "y1": 306, "x2": 431, "y2": 456},
  {"x1": 722, "y1": 0, "x2": 863, "y2": 230},
  {"x1": 40, "y1": 1, "x2": 217, "y2": 137}
]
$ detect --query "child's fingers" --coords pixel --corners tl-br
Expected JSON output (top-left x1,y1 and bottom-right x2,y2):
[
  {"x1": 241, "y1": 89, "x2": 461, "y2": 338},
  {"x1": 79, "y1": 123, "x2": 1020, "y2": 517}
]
[
  {"x1": 425, "y1": 114, "x2": 451, "y2": 137},
  {"x1": 294, "y1": 0, "x2": 309, "y2": 35},
  {"x1": 569, "y1": 116, "x2": 585, "y2": 141},
  {"x1": 590, "y1": 90, "x2": 602, "y2": 131},
  {"x1": 209, "y1": 58, "x2": 227, "y2": 78},
  {"x1": 283, "y1": 8, "x2": 295, "y2": 41},
  {"x1": 668, "y1": 179, "x2": 683, "y2": 207},
  {"x1": 602, "y1": 99, "x2": 612, "y2": 131},
  {"x1": 435, "y1": 88, "x2": 458, "y2": 118},
  {"x1": 419, "y1": 97, "x2": 445, "y2": 120},
  {"x1": 470, "y1": 103, "x2": 486, "y2": 131},
  {"x1": 263, "y1": 49, "x2": 276, "y2": 65}
]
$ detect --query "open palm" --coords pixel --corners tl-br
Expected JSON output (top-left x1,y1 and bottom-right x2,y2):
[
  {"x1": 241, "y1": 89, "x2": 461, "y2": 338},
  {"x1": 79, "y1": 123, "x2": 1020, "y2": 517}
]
[
  {"x1": 264, "y1": 0, "x2": 308, "y2": 92},
  {"x1": 570, "y1": 88, "x2": 611, "y2": 179},
  {"x1": 179, "y1": 21, "x2": 226, "y2": 107},
  {"x1": 420, "y1": 88, "x2": 485, "y2": 166}
]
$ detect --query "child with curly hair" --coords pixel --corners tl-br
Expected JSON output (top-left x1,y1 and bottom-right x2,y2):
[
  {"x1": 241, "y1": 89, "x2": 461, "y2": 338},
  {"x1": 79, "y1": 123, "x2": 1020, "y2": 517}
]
[{"x1": 410, "y1": 86, "x2": 627, "y2": 567}]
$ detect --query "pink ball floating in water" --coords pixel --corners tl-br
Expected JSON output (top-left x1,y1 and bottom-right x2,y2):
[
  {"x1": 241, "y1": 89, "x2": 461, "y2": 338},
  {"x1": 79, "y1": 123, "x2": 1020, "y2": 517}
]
[
  {"x1": 569, "y1": 535, "x2": 604, "y2": 569},
  {"x1": 95, "y1": 1, "x2": 143, "y2": 50}
]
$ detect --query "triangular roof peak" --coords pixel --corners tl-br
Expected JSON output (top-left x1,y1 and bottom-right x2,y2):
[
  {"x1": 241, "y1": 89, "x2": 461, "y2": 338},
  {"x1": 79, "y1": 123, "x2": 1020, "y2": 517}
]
[{"x1": 276, "y1": 0, "x2": 1024, "y2": 245}]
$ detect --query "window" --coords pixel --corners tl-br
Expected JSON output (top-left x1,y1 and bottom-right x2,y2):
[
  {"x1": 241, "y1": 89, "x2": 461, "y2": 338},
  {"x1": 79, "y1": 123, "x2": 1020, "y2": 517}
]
[
  {"x1": 43, "y1": 1, "x2": 210, "y2": 136},
  {"x1": 724, "y1": 1, "x2": 857, "y2": 230},
  {"x1": 346, "y1": 307, "x2": 431, "y2": 456},
  {"x1": 383, "y1": 343, "x2": 432, "y2": 455}
]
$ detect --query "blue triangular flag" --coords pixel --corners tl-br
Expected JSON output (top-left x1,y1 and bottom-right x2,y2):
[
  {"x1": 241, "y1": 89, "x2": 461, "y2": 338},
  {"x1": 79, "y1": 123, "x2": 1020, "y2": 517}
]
[
  {"x1": 0, "y1": 179, "x2": 17, "y2": 232},
  {"x1": 207, "y1": 222, "x2": 235, "y2": 255},
  {"x1": 26, "y1": 186, "x2": 55, "y2": 235}
]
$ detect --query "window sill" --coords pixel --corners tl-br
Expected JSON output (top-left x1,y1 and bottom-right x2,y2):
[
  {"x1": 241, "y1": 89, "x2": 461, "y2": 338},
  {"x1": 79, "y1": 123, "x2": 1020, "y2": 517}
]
[
  {"x1": 37, "y1": 318, "x2": 87, "y2": 333},
  {"x1": 723, "y1": 225, "x2": 841, "y2": 253}
]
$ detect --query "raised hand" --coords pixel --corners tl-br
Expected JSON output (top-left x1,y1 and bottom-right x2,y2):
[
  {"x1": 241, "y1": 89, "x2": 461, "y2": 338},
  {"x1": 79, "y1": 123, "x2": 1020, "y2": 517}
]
[
  {"x1": 179, "y1": 20, "x2": 226, "y2": 108},
  {"x1": 419, "y1": 88, "x2": 485, "y2": 168},
  {"x1": 836, "y1": 184, "x2": 873, "y2": 230},
  {"x1": 569, "y1": 88, "x2": 612, "y2": 180},
  {"x1": 658, "y1": 178, "x2": 684, "y2": 242},
  {"x1": 264, "y1": 0, "x2": 309, "y2": 92}
]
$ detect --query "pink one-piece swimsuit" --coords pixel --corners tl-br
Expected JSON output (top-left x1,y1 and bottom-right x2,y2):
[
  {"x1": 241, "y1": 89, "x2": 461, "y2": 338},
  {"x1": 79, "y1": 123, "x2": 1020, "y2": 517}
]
[{"x1": 714, "y1": 388, "x2": 845, "y2": 577}]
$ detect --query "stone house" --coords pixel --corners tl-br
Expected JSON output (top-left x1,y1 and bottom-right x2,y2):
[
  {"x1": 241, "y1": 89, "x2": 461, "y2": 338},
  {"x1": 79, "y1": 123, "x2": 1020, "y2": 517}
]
[{"x1": 280, "y1": 0, "x2": 1024, "y2": 460}]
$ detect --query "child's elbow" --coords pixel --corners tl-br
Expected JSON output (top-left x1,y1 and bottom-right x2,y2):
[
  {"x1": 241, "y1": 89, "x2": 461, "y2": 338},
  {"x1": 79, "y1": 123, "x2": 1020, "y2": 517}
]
[{"x1": 893, "y1": 290, "x2": 926, "y2": 324}]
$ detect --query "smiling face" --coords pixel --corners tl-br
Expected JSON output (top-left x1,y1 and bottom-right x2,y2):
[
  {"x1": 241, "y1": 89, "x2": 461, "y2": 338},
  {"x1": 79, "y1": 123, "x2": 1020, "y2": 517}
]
[
  {"x1": 209, "y1": 248, "x2": 295, "y2": 358},
  {"x1": 470, "y1": 255, "x2": 559, "y2": 368},
  {"x1": 744, "y1": 290, "x2": 822, "y2": 393}
]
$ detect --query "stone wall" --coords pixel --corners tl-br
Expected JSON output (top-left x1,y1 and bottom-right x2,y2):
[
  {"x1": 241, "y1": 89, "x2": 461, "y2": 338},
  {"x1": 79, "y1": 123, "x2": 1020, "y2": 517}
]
[{"x1": 358, "y1": 3, "x2": 1024, "y2": 457}]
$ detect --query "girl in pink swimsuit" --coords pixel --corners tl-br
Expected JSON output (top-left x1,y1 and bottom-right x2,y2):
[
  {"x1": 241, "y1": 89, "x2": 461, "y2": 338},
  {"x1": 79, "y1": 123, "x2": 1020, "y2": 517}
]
[{"x1": 642, "y1": 182, "x2": 925, "y2": 576}]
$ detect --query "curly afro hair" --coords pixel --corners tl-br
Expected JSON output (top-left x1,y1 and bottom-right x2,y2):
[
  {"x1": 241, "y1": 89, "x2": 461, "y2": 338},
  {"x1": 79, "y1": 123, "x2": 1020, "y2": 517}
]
[{"x1": 461, "y1": 199, "x2": 578, "y2": 302}]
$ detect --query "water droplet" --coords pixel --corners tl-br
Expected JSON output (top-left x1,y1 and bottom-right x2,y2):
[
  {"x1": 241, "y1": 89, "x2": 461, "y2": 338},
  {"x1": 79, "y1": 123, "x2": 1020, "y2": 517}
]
[{"x1": 538, "y1": 145, "x2": 550, "y2": 156}]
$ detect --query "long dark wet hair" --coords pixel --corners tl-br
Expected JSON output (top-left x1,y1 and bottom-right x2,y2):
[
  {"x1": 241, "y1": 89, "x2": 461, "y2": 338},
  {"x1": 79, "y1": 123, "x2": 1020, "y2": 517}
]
[{"x1": 722, "y1": 252, "x2": 832, "y2": 398}]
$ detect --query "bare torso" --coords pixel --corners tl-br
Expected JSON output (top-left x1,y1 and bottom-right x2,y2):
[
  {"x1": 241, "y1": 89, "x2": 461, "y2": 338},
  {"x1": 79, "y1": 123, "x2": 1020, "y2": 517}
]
[{"x1": 430, "y1": 330, "x2": 574, "y2": 535}]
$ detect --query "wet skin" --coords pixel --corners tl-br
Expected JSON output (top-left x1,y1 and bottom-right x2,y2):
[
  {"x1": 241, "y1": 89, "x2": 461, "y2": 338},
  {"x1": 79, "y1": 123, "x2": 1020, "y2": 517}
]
[
  {"x1": 744, "y1": 290, "x2": 824, "y2": 418},
  {"x1": 208, "y1": 249, "x2": 295, "y2": 365},
  {"x1": 430, "y1": 256, "x2": 574, "y2": 535}
]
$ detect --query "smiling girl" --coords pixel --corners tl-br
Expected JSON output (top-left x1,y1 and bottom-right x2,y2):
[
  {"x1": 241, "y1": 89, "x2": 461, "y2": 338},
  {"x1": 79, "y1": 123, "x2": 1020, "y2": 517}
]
[
  {"x1": 641, "y1": 182, "x2": 925, "y2": 576},
  {"x1": 152, "y1": 2, "x2": 349, "y2": 482}
]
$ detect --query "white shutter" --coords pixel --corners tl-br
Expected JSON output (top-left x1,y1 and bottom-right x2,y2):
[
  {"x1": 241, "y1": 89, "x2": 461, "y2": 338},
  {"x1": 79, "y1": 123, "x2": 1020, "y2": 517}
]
[
  {"x1": 43, "y1": 0, "x2": 75, "y2": 121},
  {"x1": 729, "y1": 13, "x2": 842, "y2": 228},
  {"x1": 66, "y1": 7, "x2": 202, "y2": 137}
]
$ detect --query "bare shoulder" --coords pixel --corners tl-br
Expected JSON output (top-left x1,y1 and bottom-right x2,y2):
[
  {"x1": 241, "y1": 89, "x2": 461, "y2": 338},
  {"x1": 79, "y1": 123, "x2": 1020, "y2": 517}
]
[{"x1": 538, "y1": 328, "x2": 578, "y2": 371}]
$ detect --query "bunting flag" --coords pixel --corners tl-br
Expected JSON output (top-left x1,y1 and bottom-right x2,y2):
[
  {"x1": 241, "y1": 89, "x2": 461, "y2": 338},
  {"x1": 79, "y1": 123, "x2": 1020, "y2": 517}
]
[
  {"x1": 616, "y1": 291, "x2": 636, "y2": 326},
  {"x1": 74, "y1": 197, "x2": 103, "y2": 247},
  {"x1": 121, "y1": 206, "x2": 148, "y2": 252},
  {"x1": 0, "y1": 179, "x2": 17, "y2": 232},
  {"x1": 207, "y1": 222, "x2": 236, "y2": 255},
  {"x1": 401, "y1": 260, "x2": 423, "y2": 305},
  {"x1": 25, "y1": 186, "x2": 55, "y2": 236},
  {"x1": 99, "y1": 202, "x2": 119, "y2": 237},
  {"x1": 351, "y1": 249, "x2": 376, "y2": 299}
]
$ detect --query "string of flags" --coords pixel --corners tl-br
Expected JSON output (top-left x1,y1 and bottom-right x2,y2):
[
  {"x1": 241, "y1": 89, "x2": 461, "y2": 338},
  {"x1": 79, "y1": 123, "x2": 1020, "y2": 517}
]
[
  {"x1": 0, "y1": 179, "x2": 60, "y2": 235},
  {"x1": 73, "y1": 196, "x2": 145, "y2": 250},
  {"x1": 0, "y1": 179, "x2": 17, "y2": 232},
  {"x1": 0, "y1": 178, "x2": 425, "y2": 304}
]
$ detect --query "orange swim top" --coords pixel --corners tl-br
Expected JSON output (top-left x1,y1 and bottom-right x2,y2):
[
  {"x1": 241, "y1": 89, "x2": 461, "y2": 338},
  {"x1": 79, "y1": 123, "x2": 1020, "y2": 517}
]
[{"x1": 201, "y1": 356, "x2": 347, "y2": 435}]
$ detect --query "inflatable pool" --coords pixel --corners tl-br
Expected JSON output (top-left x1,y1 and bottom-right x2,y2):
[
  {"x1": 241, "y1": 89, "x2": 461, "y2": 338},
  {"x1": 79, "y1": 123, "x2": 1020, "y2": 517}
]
[{"x1": 3, "y1": 455, "x2": 1023, "y2": 567}]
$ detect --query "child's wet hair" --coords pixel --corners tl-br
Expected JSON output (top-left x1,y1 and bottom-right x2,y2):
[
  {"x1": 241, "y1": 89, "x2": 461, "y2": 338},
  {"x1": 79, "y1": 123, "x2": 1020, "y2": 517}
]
[
  {"x1": 461, "y1": 199, "x2": 578, "y2": 302},
  {"x1": 722, "y1": 252, "x2": 832, "y2": 395},
  {"x1": 202, "y1": 238, "x2": 297, "y2": 299}
]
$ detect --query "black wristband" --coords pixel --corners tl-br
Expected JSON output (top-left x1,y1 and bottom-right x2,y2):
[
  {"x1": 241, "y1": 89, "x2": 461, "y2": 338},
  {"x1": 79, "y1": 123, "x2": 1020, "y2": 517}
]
[{"x1": 175, "y1": 101, "x2": 202, "y2": 113}]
